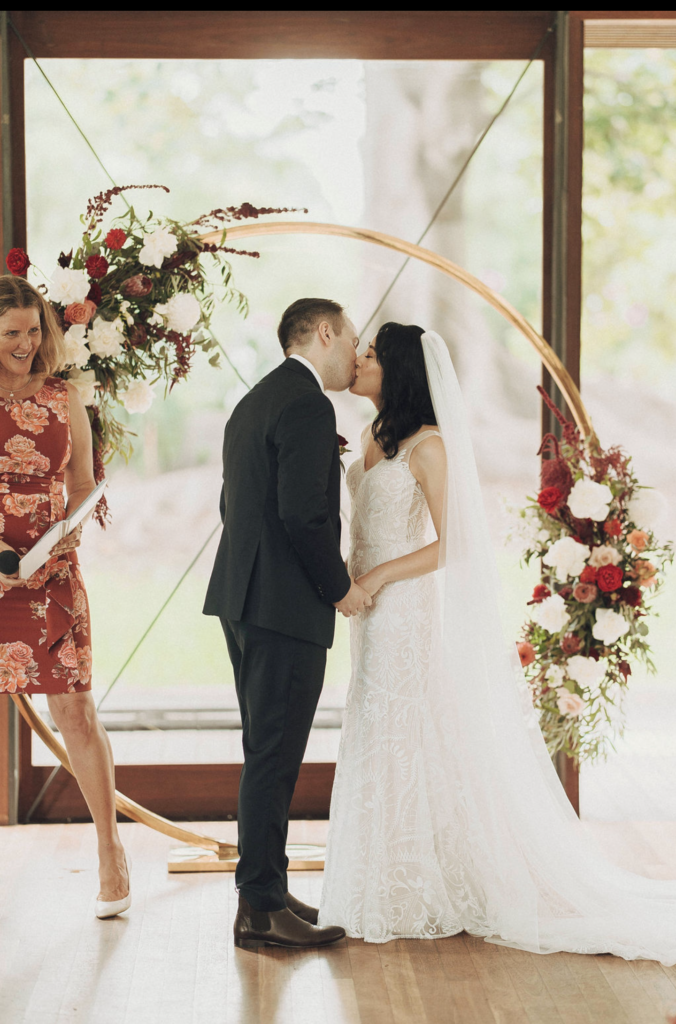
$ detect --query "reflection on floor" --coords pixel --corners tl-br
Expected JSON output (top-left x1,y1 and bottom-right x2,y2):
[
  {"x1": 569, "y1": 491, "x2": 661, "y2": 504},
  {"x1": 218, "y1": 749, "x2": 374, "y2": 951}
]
[{"x1": 2, "y1": 819, "x2": 676, "y2": 1024}]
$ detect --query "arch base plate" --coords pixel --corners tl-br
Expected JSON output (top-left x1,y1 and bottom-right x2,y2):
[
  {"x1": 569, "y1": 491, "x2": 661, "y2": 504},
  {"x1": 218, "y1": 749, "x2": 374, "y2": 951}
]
[{"x1": 168, "y1": 843, "x2": 326, "y2": 872}]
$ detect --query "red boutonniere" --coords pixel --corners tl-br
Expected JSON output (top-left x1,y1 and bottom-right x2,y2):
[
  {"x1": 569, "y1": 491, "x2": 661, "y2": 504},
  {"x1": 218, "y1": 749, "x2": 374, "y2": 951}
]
[{"x1": 337, "y1": 433, "x2": 350, "y2": 474}]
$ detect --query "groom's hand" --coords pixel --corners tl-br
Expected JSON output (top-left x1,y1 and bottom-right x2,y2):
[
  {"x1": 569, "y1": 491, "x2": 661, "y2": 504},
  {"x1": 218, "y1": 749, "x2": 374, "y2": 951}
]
[{"x1": 334, "y1": 580, "x2": 372, "y2": 617}]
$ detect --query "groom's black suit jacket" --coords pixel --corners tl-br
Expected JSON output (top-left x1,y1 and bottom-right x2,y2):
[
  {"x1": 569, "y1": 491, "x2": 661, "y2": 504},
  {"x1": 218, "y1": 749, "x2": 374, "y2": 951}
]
[{"x1": 203, "y1": 357, "x2": 351, "y2": 648}]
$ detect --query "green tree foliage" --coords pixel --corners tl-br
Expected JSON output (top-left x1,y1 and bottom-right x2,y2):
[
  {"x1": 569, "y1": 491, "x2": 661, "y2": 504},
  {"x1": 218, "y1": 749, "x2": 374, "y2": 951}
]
[{"x1": 583, "y1": 50, "x2": 676, "y2": 387}]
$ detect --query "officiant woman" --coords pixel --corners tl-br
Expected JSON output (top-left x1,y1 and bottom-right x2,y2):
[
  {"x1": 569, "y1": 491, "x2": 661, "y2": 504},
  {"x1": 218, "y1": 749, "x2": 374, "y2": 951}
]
[{"x1": 0, "y1": 275, "x2": 130, "y2": 918}]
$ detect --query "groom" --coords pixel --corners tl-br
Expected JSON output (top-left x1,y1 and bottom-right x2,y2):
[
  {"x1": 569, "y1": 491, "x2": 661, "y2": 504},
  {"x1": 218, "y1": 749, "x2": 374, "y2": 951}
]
[{"x1": 204, "y1": 297, "x2": 371, "y2": 948}]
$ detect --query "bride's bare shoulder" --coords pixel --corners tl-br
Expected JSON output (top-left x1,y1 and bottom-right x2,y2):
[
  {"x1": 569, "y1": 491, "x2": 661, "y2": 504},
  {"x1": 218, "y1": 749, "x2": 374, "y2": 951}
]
[
  {"x1": 408, "y1": 426, "x2": 445, "y2": 480},
  {"x1": 407, "y1": 424, "x2": 442, "y2": 448}
]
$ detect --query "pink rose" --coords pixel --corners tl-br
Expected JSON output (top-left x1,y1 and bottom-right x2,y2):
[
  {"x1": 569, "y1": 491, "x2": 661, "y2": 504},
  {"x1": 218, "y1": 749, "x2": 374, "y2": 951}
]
[
  {"x1": 64, "y1": 300, "x2": 97, "y2": 325},
  {"x1": 589, "y1": 545, "x2": 622, "y2": 568},
  {"x1": 572, "y1": 582, "x2": 598, "y2": 604},
  {"x1": 630, "y1": 560, "x2": 657, "y2": 587},
  {"x1": 626, "y1": 529, "x2": 649, "y2": 552},
  {"x1": 517, "y1": 641, "x2": 536, "y2": 667},
  {"x1": 556, "y1": 689, "x2": 586, "y2": 718}
]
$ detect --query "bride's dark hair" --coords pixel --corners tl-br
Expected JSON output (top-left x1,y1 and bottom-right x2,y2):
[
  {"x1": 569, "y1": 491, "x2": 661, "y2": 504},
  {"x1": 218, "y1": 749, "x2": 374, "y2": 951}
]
[{"x1": 372, "y1": 322, "x2": 437, "y2": 459}]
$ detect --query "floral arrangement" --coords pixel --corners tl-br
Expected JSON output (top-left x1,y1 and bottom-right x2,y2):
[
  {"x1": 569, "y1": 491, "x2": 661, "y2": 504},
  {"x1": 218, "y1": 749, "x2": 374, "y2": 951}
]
[
  {"x1": 514, "y1": 387, "x2": 673, "y2": 764},
  {"x1": 6, "y1": 185, "x2": 301, "y2": 520}
]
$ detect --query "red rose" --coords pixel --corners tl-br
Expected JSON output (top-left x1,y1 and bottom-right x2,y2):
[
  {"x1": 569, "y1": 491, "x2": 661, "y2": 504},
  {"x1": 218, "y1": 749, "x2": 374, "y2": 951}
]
[
  {"x1": 6, "y1": 247, "x2": 30, "y2": 276},
  {"x1": 337, "y1": 434, "x2": 348, "y2": 448},
  {"x1": 104, "y1": 228, "x2": 127, "y2": 250},
  {"x1": 86, "y1": 282, "x2": 102, "y2": 306},
  {"x1": 580, "y1": 565, "x2": 597, "y2": 584},
  {"x1": 122, "y1": 274, "x2": 153, "y2": 298},
  {"x1": 603, "y1": 519, "x2": 622, "y2": 538},
  {"x1": 572, "y1": 582, "x2": 597, "y2": 604},
  {"x1": 597, "y1": 564, "x2": 623, "y2": 593},
  {"x1": 620, "y1": 585, "x2": 642, "y2": 607},
  {"x1": 85, "y1": 254, "x2": 109, "y2": 279},
  {"x1": 531, "y1": 584, "x2": 551, "y2": 603},
  {"x1": 537, "y1": 486, "x2": 564, "y2": 515},
  {"x1": 516, "y1": 641, "x2": 536, "y2": 667},
  {"x1": 561, "y1": 633, "x2": 581, "y2": 655},
  {"x1": 558, "y1": 586, "x2": 573, "y2": 600}
]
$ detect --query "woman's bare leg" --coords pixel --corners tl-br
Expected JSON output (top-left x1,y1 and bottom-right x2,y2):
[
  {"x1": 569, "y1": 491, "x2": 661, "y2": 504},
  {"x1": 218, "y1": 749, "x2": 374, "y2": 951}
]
[{"x1": 47, "y1": 690, "x2": 128, "y2": 901}]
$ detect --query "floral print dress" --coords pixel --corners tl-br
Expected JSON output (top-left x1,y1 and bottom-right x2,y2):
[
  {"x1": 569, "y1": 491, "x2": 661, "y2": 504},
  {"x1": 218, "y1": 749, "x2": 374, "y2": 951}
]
[{"x1": 0, "y1": 377, "x2": 92, "y2": 694}]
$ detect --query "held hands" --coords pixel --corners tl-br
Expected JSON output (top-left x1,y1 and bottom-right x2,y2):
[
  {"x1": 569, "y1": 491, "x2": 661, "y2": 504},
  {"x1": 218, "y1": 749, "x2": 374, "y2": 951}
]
[
  {"x1": 334, "y1": 579, "x2": 372, "y2": 618},
  {"x1": 49, "y1": 523, "x2": 83, "y2": 559}
]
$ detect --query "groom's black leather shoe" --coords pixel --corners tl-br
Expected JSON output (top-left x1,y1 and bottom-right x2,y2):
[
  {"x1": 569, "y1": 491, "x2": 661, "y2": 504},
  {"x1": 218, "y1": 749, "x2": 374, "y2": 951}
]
[
  {"x1": 234, "y1": 895, "x2": 345, "y2": 949},
  {"x1": 285, "y1": 891, "x2": 319, "y2": 925}
]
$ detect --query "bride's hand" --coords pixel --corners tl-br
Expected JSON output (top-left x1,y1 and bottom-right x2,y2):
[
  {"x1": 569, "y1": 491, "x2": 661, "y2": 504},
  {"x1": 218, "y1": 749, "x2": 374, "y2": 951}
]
[{"x1": 355, "y1": 567, "x2": 387, "y2": 599}]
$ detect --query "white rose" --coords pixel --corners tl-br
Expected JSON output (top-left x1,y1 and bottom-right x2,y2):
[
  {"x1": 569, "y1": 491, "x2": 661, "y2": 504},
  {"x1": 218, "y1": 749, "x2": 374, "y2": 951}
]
[
  {"x1": 592, "y1": 608, "x2": 630, "y2": 646},
  {"x1": 62, "y1": 324, "x2": 90, "y2": 369},
  {"x1": 138, "y1": 228, "x2": 177, "y2": 269},
  {"x1": 567, "y1": 654, "x2": 606, "y2": 689},
  {"x1": 68, "y1": 368, "x2": 99, "y2": 406},
  {"x1": 542, "y1": 536, "x2": 590, "y2": 580},
  {"x1": 568, "y1": 478, "x2": 613, "y2": 521},
  {"x1": 120, "y1": 379, "x2": 154, "y2": 414},
  {"x1": 88, "y1": 317, "x2": 125, "y2": 358},
  {"x1": 533, "y1": 594, "x2": 570, "y2": 634},
  {"x1": 628, "y1": 489, "x2": 667, "y2": 532},
  {"x1": 162, "y1": 293, "x2": 201, "y2": 334},
  {"x1": 556, "y1": 689, "x2": 587, "y2": 718},
  {"x1": 545, "y1": 664, "x2": 566, "y2": 687},
  {"x1": 588, "y1": 544, "x2": 622, "y2": 568},
  {"x1": 49, "y1": 266, "x2": 90, "y2": 306}
]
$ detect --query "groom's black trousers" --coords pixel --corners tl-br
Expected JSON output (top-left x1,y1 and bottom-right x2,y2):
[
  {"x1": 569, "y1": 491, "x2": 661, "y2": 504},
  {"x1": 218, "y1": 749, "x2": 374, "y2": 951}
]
[{"x1": 221, "y1": 618, "x2": 326, "y2": 912}]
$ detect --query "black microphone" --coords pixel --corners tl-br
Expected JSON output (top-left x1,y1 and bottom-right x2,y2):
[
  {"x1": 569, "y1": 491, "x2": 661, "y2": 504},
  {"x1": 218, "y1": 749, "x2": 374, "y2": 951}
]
[{"x1": 0, "y1": 550, "x2": 20, "y2": 576}]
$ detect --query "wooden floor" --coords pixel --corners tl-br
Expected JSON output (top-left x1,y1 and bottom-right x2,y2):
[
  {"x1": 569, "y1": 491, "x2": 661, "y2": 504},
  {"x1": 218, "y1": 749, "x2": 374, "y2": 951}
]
[{"x1": 3, "y1": 820, "x2": 676, "y2": 1024}]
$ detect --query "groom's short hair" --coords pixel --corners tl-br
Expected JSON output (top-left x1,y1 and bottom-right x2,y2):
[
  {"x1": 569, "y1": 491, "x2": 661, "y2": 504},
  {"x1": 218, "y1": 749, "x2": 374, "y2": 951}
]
[{"x1": 277, "y1": 298, "x2": 345, "y2": 353}]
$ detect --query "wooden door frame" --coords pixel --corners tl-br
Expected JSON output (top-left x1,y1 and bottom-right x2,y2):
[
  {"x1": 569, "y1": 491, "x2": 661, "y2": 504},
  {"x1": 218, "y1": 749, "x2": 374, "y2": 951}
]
[{"x1": 2, "y1": 9, "x2": 664, "y2": 824}]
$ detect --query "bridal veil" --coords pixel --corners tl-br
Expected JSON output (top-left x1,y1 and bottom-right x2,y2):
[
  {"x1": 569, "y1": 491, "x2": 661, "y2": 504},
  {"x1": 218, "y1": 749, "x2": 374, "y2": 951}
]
[{"x1": 421, "y1": 330, "x2": 676, "y2": 962}]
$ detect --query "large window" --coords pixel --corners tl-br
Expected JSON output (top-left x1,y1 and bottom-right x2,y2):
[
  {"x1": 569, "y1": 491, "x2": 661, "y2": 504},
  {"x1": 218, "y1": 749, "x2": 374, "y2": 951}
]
[{"x1": 25, "y1": 57, "x2": 543, "y2": 770}]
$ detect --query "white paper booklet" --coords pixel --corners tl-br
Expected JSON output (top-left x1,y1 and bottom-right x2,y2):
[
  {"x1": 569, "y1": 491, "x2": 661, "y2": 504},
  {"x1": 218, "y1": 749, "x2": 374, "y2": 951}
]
[{"x1": 18, "y1": 479, "x2": 107, "y2": 580}]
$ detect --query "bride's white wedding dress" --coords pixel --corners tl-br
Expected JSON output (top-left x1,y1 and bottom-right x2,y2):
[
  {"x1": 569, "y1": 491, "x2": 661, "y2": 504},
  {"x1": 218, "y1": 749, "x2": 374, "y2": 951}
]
[
  {"x1": 320, "y1": 332, "x2": 676, "y2": 961},
  {"x1": 320, "y1": 428, "x2": 470, "y2": 942}
]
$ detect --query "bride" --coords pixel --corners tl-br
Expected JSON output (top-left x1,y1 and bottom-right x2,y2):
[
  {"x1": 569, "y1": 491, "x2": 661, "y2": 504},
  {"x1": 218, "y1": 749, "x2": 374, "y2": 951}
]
[{"x1": 319, "y1": 322, "x2": 676, "y2": 962}]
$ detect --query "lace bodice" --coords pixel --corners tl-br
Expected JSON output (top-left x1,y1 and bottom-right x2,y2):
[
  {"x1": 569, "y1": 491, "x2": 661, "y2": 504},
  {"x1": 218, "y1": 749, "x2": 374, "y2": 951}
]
[{"x1": 346, "y1": 428, "x2": 438, "y2": 578}]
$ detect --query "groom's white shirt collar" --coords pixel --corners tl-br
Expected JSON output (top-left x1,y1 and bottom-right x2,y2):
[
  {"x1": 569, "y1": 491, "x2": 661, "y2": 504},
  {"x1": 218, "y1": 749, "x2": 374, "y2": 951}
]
[{"x1": 288, "y1": 353, "x2": 325, "y2": 393}]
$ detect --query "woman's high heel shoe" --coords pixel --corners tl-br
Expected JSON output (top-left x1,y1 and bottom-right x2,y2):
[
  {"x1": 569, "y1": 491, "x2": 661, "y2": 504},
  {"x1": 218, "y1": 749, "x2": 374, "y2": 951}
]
[{"x1": 95, "y1": 854, "x2": 131, "y2": 919}]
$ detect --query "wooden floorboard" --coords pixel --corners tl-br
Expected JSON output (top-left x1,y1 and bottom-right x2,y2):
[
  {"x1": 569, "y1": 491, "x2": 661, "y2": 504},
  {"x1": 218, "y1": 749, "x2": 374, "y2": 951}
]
[{"x1": 1, "y1": 820, "x2": 676, "y2": 1024}]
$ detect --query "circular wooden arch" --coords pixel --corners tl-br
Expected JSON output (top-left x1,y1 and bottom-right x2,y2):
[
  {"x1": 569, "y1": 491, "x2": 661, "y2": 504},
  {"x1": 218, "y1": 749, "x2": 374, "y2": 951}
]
[{"x1": 12, "y1": 221, "x2": 593, "y2": 854}]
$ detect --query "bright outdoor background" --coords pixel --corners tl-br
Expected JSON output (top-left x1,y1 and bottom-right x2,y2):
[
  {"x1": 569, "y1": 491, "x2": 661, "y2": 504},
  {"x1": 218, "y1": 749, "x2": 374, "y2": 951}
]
[
  {"x1": 24, "y1": 52, "x2": 676, "y2": 813},
  {"x1": 579, "y1": 49, "x2": 676, "y2": 818}
]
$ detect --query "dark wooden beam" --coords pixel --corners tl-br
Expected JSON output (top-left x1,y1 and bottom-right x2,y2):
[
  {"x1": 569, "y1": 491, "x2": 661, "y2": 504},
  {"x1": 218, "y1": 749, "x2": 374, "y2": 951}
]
[
  {"x1": 19, "y1": 760, "x2": 336, "y2": 822},
  {"x1": 9, "y1": 10, "x2": 556, "y2": 61},
  {"x1": 540, "y1": 13, "x2": 584, "y2": 814}
]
